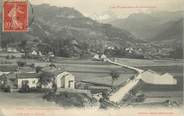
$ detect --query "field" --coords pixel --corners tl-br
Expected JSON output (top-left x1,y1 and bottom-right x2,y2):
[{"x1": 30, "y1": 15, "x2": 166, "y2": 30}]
[
  {"x1": 0, "y1": 57, "x2": 183, "y2": 107},
  {"x1": 115, "y1": 58, "x2": 183, "y2": 105},
  {"x1": 0, "y1": 92, "x2": 57, "y2": 107}
]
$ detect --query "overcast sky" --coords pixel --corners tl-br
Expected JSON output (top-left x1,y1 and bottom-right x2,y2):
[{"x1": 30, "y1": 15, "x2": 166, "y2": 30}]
[{"x1": 31, "y1": 0, "x2": 184, "y2": 18}]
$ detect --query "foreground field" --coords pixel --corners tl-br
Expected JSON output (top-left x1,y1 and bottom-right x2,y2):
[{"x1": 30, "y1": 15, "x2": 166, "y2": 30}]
[
  {"x1": 0, "y1": 91, "x2": 58, "y2": 107},
  {"x1": 0, "y1": 57, "x2": 183, "y2": 107}
]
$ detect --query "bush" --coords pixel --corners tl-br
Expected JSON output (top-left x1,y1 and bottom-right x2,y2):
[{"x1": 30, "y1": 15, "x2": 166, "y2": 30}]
[
  {"x1": 17, "y1": 61, "x2": 26, "y2": 67},
  {"x1": 5, "y1": 55, "x2": 10, "y2": 59},
  {"x1": 35, "y1": 66, "x2": 43, "y2": 73}
]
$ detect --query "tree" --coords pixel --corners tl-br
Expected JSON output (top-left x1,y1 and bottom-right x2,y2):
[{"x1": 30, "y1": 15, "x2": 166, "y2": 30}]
[
  {"x1": 169, "y1": 47, "x2": 183, "y2": 59},
  {"x1": 37, "y1": 43, "x2": 51, "y2": 55},
  {"x1": 39, "y1": 71, "x2": 54, "y2": 87},
  {"x1": 17, "y1": 61, "x2": 26, "y2": 67},
  {"x1": 20, "y1": 81, "x2": 30, "y2": 93},
  {"x1": 110, "y1": 70, "x2": 120, "y2": 89},
  {"x1": 35, "y1": 66, "x2": 43, "y2": 73},
  {"x1": 1, "y1": 32, "x2": 15, "y2": 51},
  {"x1": 19, "y1": 40, "x2": 30, "y2": 58}
]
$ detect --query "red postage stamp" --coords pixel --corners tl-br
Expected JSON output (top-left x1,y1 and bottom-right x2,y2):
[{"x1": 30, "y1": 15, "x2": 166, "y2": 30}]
[{"x1": 3, "y1": 0, "x2": 28, "y2": 32}]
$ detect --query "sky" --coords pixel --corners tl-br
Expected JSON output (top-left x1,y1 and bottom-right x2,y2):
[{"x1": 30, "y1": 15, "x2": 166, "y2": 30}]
[{"x1": 31, "y1": 0, "x2": 184, "y2": 18}]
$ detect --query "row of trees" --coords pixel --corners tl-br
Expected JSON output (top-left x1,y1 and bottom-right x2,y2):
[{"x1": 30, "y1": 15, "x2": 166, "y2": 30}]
[
  {"x1": 1, "y1": 32, "x2": 182, "y2": 59},
  {"x1": 104, "y1": 47, "x2": 144, "y2": 59},
  {"x1": 1, "y1": 35, "x2": 91, "y2": 58}
]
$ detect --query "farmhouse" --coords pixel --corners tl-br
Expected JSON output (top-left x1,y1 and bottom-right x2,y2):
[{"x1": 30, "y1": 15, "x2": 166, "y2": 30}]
[
  {"x1": 93, "y1": 54, "x2": 100, "y2": 61},
  {"x1": 55, "y1": 72, "x2": 75, "y2": 89},
  {"x1": 16, "y1": 72, "x2": 40, "y2": 89},
  {"x1": 7, "y1": 47, "x2": 18, "y2": 53},
  {"x1": 100, "y1": 54, "x2": 108, "y2": 62},
  {"x1": 31, "y1": 50, "x2": 38, "y2": 55},
  {"x1": 31, "y1": 50, "x2": 43, "y2": 56},
  {"x1": 92, "y1": 54, "x2": 108, "y2": 61}
]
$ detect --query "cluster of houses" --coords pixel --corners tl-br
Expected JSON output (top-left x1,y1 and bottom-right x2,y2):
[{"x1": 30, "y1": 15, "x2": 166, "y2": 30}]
[
  {"x1": 0, "y1": 46, "x2": 55, "y2": 61},
  {"x1": 92, "y1": 54, "x2": 108, "y2": 62},
  {"x1": 0, "y1": 64, "x2": 75, "y2": 92},
  {"x1": 0, "y1": 47, "x2": 18, "y2": 53}
]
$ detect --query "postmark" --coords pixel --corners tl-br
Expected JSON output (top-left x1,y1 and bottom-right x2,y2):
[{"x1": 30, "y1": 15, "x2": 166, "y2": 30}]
[{"x1": 2, "y1": 0, "x2": 28, "y2": 32}]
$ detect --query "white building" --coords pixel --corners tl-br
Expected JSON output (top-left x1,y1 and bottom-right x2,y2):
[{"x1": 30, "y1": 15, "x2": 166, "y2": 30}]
[
  {"x1": 92, "y1": 54, "x2": 100, "y2": 61},
  {"x1": 7, "y1": 48, "x2": 18, "y2": 53},
  {"x1": 31, "y1": 50, "x2": 38, "y2": 55},
  {"x1": 16, "y1": 73, "x2": 39, "y2": 89},
  {"x1": 100, "y1": 54, "x2": 108, "y2": 62},
  {"x1": 125, "y1": 47, "x2": 134, "y2": 54},
  {"x1": 55, "y1": 72, "x2": 75, "y2": 89}
]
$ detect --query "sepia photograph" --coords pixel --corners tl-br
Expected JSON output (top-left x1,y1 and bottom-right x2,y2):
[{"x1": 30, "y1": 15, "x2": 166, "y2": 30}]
[{"x1": 0, "y1": 0, "x2": 183, "y2": 115}]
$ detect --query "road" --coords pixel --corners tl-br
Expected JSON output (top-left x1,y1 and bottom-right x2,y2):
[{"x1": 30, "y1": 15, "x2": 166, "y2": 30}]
[{"x1": 107, "y1": 59, "x2": 144, "y2": 103}]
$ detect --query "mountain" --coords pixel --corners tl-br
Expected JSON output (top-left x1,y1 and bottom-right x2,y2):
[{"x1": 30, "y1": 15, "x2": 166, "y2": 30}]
[
  {"x1": 1, "y1": 4, "x2": 182, "y2": 59},
  {"x1": 0, "y1": 4, "x2": 138, "y2": 57},
  {"x1": 110, "y1": 11, "x2": 183, "y2": 59},
  {"x1": 150, "y1": 19, "x2": 183, "y2": 42},
  {"x1": 91, "y1": 11, "x2": 118, "y2": 23},
  {"x1": 33, "y1": 4, "x2": 136, "y2": 41},
  {"x1": 148, "y1": 18, "x2": 183, "y2": 57},
  {"x1": 110, "y1": 11, "x2": 183, "y2": 41}
]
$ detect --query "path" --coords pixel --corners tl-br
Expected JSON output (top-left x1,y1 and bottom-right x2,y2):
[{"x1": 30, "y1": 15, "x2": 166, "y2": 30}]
[{"x1": 107, "y1": 59, "x2": 144, "y2": 103}]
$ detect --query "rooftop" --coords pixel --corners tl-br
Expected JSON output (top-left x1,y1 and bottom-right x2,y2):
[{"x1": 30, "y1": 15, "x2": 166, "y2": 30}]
[{"x1": 16, "y1": 72, "x2": 41, "y2": 79}]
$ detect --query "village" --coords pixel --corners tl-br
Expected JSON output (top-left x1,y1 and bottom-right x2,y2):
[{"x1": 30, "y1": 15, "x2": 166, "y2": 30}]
[{"x1": 0, "y1": 47, "x2": 180, "y2": 108}]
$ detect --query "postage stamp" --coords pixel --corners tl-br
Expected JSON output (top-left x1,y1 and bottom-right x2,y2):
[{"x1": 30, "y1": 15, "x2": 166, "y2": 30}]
[{"x1": 2, "y1": 0, "x2": 28, "y2": 32}]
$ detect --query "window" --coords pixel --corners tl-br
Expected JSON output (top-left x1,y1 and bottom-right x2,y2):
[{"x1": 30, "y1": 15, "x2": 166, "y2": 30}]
[{"x1": 32, "y1": 80, "x2": 36, "y2": 84}]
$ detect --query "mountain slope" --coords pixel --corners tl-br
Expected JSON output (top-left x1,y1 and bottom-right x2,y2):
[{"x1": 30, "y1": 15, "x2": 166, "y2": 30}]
[
  {"x1": 0, "y1": 4, "x2": 138, "y2": 57},
  {"x1": 32, "y1": 4, "x2": 137, "y2": 43},
  {"x1": 150, "y1": 19, "x2": 183, "y2": 42},
  {"x1": 110, "y1": 11, "x2": 183, "y2": 41}
]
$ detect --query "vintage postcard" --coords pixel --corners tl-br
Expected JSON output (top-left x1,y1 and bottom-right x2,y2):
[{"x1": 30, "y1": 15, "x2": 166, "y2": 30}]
[{"x1": 0, "y1": 0, "x2": 183, "y2": 116}]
